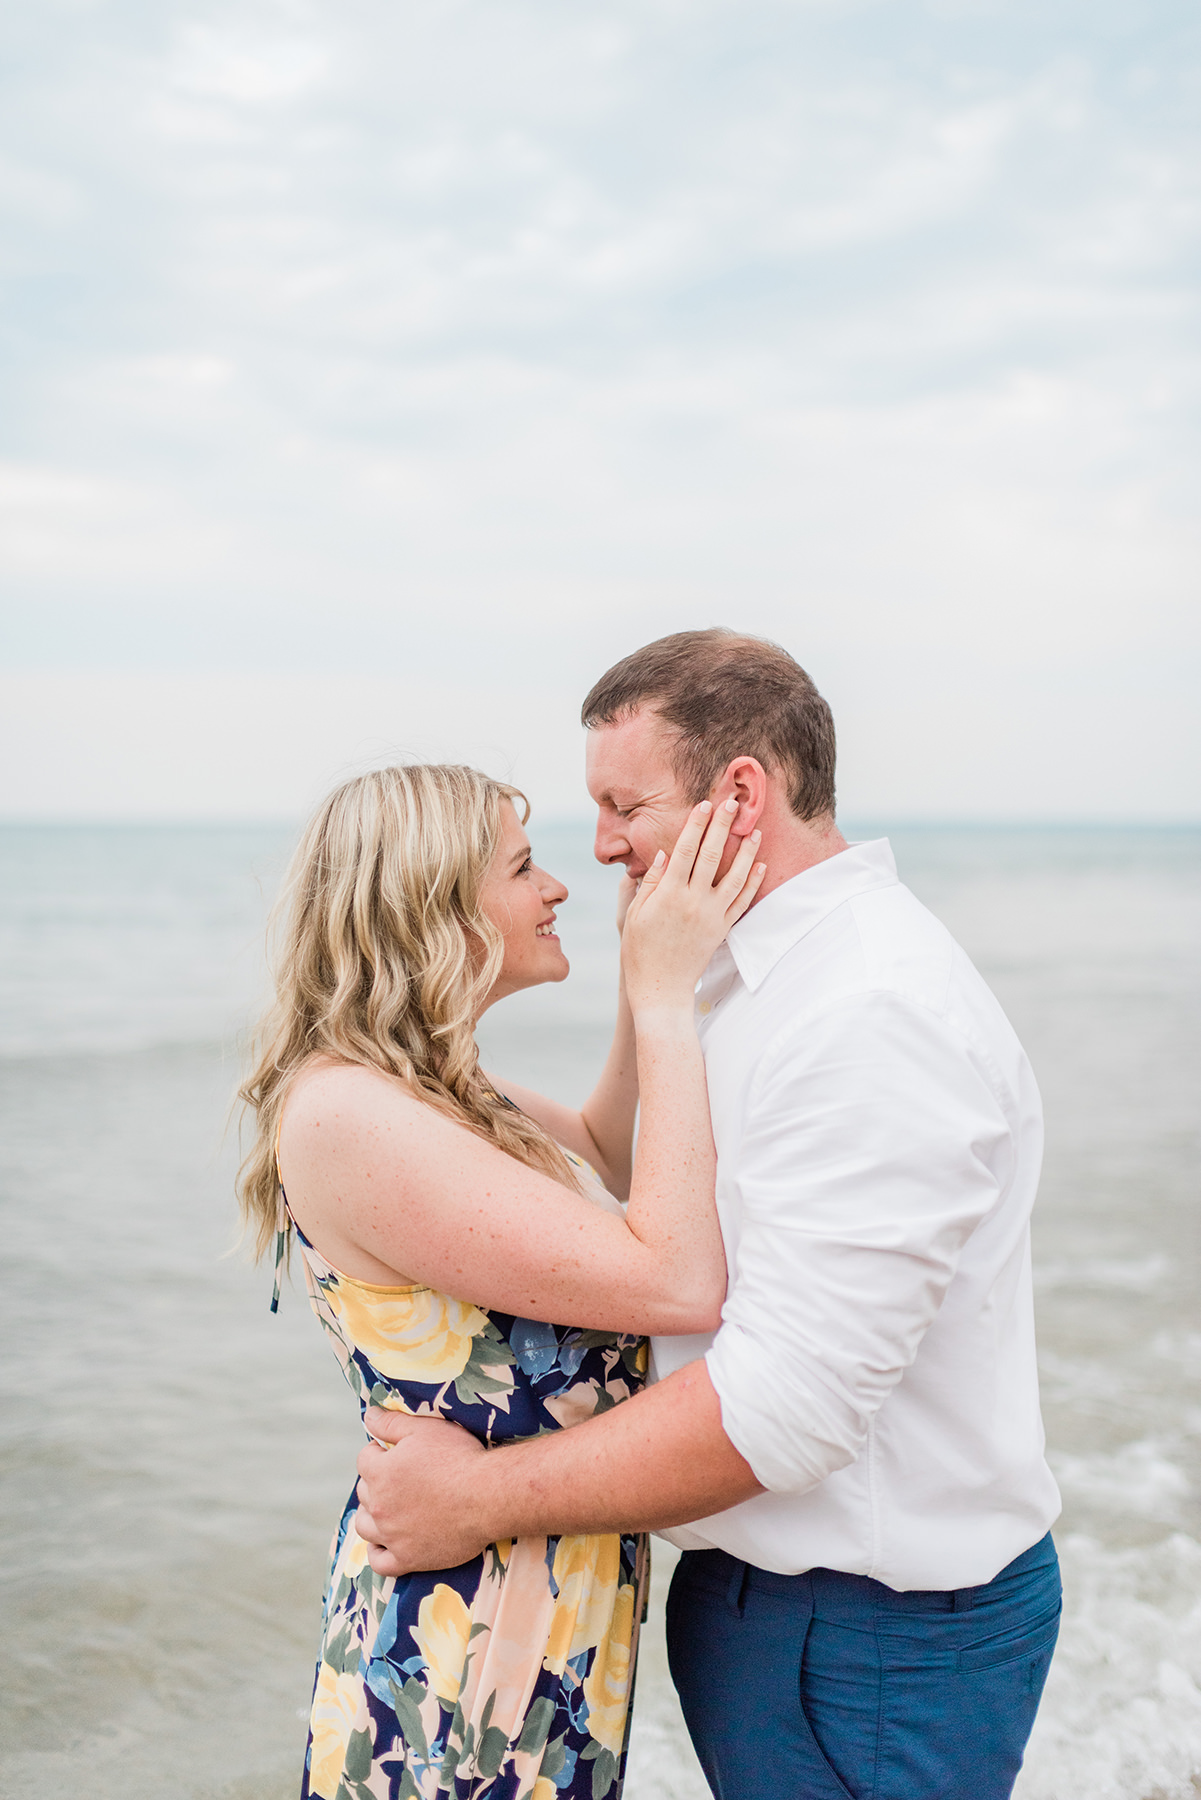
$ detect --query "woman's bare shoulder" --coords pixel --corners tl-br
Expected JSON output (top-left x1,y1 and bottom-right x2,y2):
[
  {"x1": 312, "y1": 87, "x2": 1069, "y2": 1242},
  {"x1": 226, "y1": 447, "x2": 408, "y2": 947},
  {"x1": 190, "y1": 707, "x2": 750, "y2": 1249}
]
[{"x1": 283, "y1": 1057, "x2": 440, "y2": 1157}]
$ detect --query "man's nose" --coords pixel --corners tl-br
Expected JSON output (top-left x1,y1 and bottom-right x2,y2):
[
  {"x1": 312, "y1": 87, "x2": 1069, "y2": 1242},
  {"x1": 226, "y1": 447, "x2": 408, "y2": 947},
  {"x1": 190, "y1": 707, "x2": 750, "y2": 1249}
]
[{"x1": 593, "y1": 816, "x2": 629, "y2": 866}]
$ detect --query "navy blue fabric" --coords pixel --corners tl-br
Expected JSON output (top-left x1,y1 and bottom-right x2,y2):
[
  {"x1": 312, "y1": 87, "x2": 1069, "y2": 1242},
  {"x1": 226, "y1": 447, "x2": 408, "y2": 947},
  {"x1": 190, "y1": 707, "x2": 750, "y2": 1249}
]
[{"x1": 666, "y1": 1534, "x2": 1060, "y2": 1800}]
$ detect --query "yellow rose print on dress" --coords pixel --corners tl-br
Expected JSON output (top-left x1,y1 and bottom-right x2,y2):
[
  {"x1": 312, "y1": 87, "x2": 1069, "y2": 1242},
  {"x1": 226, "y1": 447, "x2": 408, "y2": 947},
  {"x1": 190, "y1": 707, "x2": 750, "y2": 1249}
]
[
  {"x1": 344, "y1": 1527, "x2": 371, "y2": 1577},
  {"x1": 412, "y1": 1583, "x2": 473, "y2": 1707},
  {"x1": 327, "y1": 1283, "x2": 489, "y2": 1385},
  {"x1": 308, "y1": 1662, "x2": 362, "y2": 1797},
  {"x1": 545, "y1": 1534, "x2": 622, "y2": 1673},
  {"x1": 582, "y1": 1581, "x2": 637, "y2": 1756}
]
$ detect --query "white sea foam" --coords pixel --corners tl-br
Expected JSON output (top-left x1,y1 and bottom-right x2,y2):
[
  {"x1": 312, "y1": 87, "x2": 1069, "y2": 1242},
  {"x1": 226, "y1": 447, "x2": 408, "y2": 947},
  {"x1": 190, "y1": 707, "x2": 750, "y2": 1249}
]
[
  {"x1": 1035, "y1": 1255, "x2": 1172, "y2": 1294},
  {"x1": 1018, "y1": 1535, "x2": 1201, "y2": 1800},
  {"x1": 1052, "y1": 1440, "x2": 1193, "y2": 1529}
]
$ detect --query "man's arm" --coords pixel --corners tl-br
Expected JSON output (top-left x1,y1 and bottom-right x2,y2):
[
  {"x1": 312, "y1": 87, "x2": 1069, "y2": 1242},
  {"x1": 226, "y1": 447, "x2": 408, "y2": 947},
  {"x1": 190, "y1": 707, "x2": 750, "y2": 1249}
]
[
  {"x1": 356, "y1": 1360, "x2": 763, "y2": 1575},
  {"x1": 705, "y1": 991, "x2": 1013, "y2": 1493},
  {"x1": 357, "y1": 988, "x2": 1014, "y2": 1574}
]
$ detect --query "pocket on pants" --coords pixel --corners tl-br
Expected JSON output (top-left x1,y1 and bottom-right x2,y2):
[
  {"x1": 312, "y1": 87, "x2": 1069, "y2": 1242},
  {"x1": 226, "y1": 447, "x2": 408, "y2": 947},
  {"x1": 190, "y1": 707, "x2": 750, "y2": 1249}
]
[
  {"x1": 873, "y1": 1580, "x2": 1061, "y2": 1799},
  {"x1": 957, "y1": 1597, "x2": 1062, "y2": 1672},
  {"x1": 875, "y1": 1557, "x2": 1062, "y2": 1676}
]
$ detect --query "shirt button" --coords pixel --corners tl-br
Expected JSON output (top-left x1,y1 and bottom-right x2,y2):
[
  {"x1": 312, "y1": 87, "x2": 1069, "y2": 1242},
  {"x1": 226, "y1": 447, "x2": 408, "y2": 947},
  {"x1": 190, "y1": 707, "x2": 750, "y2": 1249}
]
[{"x1": 698, "y1": 1001, "x2": 712, "y2": 1015}]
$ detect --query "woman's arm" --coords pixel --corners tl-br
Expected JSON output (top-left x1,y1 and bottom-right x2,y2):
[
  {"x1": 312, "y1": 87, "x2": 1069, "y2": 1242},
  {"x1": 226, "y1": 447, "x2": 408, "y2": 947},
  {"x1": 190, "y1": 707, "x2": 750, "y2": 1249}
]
[
  {"x1": 279, "y1": 804, "x2": 763, "y2": 1337},
  {"x1": 485, "y1": 875, "x2": 639, "y2": 1199}
]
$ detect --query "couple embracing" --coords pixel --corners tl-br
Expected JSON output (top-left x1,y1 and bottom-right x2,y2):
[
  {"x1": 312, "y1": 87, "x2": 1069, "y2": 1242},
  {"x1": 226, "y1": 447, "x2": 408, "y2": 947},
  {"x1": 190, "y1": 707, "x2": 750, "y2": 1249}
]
[{"x1": 239, "y1": 629, "x2": 1062, "y2": 1800}]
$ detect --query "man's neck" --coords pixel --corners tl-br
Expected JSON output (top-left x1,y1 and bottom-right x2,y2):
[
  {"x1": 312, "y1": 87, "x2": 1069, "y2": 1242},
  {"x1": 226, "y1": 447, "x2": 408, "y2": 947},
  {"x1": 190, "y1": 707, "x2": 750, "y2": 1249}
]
[{"x1": 749, "y1": 809, "x2": 848, "y2": 904}]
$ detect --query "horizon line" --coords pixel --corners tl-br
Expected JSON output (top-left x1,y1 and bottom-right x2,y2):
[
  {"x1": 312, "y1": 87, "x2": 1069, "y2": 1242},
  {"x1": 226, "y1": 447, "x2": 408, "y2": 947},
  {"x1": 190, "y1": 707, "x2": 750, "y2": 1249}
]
[{"x1": 1, "y1": 814, "x2": 1199, "y2": 832}]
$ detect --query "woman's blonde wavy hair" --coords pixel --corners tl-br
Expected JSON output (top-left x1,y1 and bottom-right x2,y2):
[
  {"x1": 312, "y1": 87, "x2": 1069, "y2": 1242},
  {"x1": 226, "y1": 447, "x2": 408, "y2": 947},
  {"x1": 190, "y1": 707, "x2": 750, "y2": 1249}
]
[{"x1": 237, "y1": 763, "x2": 582, "y2": 1261}]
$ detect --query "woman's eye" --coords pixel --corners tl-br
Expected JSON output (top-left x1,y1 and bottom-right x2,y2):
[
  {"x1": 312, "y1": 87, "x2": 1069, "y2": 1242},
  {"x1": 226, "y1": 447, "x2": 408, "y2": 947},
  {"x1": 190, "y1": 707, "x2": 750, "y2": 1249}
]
[{"x1": 518, "y1": 857, "x2": 533, "y2": 874}]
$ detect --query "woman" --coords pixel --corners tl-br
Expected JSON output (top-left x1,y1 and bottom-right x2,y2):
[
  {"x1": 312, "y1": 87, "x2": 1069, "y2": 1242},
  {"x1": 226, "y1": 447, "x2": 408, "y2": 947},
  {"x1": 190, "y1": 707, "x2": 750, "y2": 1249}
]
[{"x1": 238, "y1": 763, "x2": 763, "y2": 1800}]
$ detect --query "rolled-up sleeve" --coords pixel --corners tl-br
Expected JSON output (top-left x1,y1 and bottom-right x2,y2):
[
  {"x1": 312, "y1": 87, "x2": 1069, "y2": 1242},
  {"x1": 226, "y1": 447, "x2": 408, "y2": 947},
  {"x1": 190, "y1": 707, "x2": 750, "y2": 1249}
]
[{"x1": 705, "y1": 989, "x2": 1015, "y2": 1495}]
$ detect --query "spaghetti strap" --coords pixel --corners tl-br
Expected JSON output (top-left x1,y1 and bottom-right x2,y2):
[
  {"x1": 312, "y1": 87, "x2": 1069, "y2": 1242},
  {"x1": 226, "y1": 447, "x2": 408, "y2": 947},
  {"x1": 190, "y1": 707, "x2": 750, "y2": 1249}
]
[{"x1": 269, "y1": 1210, "x2": 287, "y2": 1315}]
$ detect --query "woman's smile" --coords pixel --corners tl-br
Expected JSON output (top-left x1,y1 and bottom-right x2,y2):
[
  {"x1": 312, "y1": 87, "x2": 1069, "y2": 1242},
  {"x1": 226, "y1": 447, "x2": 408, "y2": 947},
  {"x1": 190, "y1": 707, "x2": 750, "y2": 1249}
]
[{"x1": 478, "y1": 803, "x2": 571, "y2": 1006}]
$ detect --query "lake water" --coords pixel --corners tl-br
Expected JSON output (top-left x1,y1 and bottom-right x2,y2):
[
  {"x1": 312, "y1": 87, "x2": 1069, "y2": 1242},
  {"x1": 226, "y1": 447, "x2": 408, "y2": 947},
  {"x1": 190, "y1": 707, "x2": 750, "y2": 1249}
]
[{"x1": 1, "y1": 822, "x2": 1198, "y2": 1799}]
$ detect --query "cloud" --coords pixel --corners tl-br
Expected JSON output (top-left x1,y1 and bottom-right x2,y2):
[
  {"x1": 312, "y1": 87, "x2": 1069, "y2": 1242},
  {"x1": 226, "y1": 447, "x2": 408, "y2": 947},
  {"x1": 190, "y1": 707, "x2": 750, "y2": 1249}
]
[
  {"x1": 0, "y1": 669, "x2": 590, "y2": 821},
  {"x1": 0, "y1": 0, "x2": 1197, "y2": 817}
]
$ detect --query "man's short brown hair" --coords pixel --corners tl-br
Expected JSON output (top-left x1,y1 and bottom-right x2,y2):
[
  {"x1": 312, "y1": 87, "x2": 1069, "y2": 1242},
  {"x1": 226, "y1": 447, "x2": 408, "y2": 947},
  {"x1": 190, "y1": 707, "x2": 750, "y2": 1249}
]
[{"x1": 581, "y1": 629, "x2": 836, "y2": 822}]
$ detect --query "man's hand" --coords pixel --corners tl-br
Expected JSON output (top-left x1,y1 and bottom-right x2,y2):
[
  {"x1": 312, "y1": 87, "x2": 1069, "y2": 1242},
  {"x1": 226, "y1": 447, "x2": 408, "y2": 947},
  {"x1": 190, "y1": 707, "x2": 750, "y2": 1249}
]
[
  {"x1": 355, "y1": 1410, "x2": 490, "y2": 1575},
  {"x1": 355, "y1": 1365, "x2": 761, "y2": 1571}
]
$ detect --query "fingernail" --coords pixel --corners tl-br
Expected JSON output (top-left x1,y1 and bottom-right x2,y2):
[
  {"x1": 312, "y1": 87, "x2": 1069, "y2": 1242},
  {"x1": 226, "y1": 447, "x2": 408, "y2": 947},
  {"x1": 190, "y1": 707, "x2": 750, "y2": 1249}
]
[
  {"x1": 725, "y1": 797, "x2": 738, "y2": 812},
  {"x1": 697, "y1": 800, "x2": 712, "y2": 814},
  {"x1": 752, "y1": 829, "x2": 762, "y2": 843},
  {"x1": 652, "y1": 849, "x2": 666, "y2": 867}
]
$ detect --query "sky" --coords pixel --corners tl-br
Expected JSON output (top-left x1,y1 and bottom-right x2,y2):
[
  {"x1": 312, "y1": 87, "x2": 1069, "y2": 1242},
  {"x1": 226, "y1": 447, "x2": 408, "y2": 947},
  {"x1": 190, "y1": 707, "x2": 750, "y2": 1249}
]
[{"x1": 1, "y1": 0, "x2": 1198, "y2": 822}]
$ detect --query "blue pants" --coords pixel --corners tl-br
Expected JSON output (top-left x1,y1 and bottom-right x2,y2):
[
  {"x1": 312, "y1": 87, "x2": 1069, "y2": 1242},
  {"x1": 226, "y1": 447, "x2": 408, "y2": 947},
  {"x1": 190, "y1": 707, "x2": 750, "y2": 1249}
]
[{"x1": 666, "y1": 1533, "x2": 1061, "y2": 1800}]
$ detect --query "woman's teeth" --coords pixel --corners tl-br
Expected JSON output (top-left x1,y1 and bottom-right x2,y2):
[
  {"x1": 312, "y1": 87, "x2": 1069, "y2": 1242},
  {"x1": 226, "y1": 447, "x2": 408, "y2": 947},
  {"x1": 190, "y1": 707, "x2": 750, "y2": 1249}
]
[{"x1": 536, "y1": 923, "x2": 556, "y2": 937}]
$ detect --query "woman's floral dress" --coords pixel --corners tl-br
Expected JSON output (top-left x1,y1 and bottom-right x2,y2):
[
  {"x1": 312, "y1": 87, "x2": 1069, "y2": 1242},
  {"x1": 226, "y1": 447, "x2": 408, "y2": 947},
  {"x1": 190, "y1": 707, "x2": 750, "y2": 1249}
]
[{"x1": 284, "y1": 1152, "x2": 649, "y2": 1800}]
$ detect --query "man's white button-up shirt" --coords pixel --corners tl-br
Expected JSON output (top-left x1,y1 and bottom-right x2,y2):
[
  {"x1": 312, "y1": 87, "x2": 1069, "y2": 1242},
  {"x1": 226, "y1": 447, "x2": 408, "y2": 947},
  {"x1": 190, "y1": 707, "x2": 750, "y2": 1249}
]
[{"x1": 651, "y1": 839, "x2": 1061, "y2": 1592}]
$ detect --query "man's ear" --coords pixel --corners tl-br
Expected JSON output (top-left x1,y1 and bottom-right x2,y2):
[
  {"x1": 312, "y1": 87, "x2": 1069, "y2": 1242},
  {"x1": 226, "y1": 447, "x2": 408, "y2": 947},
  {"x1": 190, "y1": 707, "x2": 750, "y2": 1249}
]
[{"x1": 714, "y1": 758, "x2": 768, "y2": 834}]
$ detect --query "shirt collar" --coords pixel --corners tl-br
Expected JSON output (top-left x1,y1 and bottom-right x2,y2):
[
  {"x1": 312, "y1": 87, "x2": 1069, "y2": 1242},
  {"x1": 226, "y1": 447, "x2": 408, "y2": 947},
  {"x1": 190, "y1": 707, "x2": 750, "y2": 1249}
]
[{"x1": 725, "y1": 838, "x2": 899, "y2": 993}]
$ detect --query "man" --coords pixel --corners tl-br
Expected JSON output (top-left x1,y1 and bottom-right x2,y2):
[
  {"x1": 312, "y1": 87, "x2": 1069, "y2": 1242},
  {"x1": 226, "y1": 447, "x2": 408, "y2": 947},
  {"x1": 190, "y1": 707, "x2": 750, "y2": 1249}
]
[{"x1": 356, "y1": 630, "x2": 1062, "y2": 1798}]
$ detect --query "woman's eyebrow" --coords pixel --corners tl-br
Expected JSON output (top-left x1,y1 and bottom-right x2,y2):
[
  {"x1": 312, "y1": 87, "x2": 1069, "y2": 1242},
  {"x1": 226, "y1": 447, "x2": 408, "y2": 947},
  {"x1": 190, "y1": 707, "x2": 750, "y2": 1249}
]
[{"x1": 510, "y1": 841, "x2": 532, "y2": 866}]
